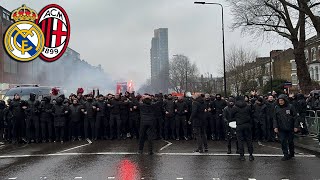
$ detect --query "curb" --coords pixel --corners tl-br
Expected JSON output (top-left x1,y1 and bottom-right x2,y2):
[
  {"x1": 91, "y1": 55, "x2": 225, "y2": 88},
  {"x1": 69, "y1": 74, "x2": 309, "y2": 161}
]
[{"x1": 294, "y1": 142, "x2": 320, "y2": 155}]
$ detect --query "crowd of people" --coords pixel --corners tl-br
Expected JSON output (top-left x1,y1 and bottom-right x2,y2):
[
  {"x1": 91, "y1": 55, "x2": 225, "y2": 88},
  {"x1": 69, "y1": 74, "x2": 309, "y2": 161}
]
[{"x1": 0, "y1": 87, "x2": 314, "y2": 161}]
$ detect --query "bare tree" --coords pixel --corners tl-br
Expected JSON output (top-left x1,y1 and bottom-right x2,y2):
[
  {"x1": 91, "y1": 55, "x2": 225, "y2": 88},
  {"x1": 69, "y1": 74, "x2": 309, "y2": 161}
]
[
  {"x1": 227, "y1": 0, "x2": 312, "y2": 93},
  {"x1": 169, "y1": 55, "x2": 199, "y2": 93},
  {"x1": 226, "y1": 46, "x2": 259, "y2": 95},
  {"x1": 279, "y1": 0, "x2": 320, "y2": 34}
]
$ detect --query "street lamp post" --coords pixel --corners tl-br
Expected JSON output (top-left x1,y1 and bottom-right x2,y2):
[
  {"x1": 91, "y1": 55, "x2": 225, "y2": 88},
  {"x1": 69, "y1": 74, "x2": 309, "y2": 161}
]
[{"x1": 194, "y1": 1, "x2": 227, "y2": 98}]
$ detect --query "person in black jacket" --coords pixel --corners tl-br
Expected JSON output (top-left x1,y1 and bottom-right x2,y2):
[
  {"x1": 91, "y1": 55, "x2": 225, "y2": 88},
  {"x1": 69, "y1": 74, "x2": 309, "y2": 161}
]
[
  {"x1": 231, "y1": 96, "x2": 254, "y2": 161},
  {"x1": 138, "y1": 95, "x2": 156, "y2": 155},
  {"x1": 204, "y1": 94, "x2": 215, "y2": 141},
  {"x1": 223, "y1": 97, "x2": 238, "y2": 154},
  {"x1": 213, "y1": 94, "x2": 227, "y2": 141},
  {"x1": 107, "y1": 94, "x2": 122, "y2": 140},
  {"x1": 129, "y1": 94, "x2": 140, "y2": 139},
  {"x1": 253, "y1": 97, "x2": 268, "y2": 142},
  {"x1": 10, "y1": 93, "x2": 27, "y2": 144},
  {"x1": 273, "y1": 94, "x2": 299, "y2": 161},
  {"x1": 296, "y1": 93, "x2": 308, "y2": 135},
  {"x1": 40, "y1": 96, "x2": 53, "y2": 143},
  {"x1": 163, "y1": 94, "x2": 175, "y2": 140},
  {"x1": 190, "y1": 94, "x2": 208, "y2": 153},
  {"x1": 174, "y1": 96, "x2": 188, "y2": 141},
  {"x1": 82, "y1": 94, "x2": 96, "y2": 140},
  {"x1": 153, "y1": 94, "x2": 164, "y2": 140},
  {"x1": 93, "y1": 94, "x2": 107, "y2": 140},
  {"x1": 69, "y1": 98, "x2": 83, "y2": 141},
  {"x1": 0, "y1": 100, "x2": 5, "y2": 144},
  {"x1": 25, "y1": 93, "x2": 41, "y2": 143},
  {"x1": 52, "y1": 97, "x2": 69, "y2": 143},
  {"x1": 265, "y1": 95, "x2": 276, "y2": 141}
]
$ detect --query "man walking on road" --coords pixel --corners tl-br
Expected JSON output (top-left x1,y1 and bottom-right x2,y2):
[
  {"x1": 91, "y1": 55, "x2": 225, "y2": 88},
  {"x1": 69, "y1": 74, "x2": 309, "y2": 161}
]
[
  {"x1": 231, "y1": 96, "x2": 254, "y2": 161},
  {"x1": 273, "y1": 94, "x2": 299, "y2": 161}
]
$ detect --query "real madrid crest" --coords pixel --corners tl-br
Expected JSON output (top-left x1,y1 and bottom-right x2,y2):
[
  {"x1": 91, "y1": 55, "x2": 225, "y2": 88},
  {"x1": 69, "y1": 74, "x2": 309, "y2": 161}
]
[{"x1": 4, "y1": 4, "x2": 45, "y2": 62}]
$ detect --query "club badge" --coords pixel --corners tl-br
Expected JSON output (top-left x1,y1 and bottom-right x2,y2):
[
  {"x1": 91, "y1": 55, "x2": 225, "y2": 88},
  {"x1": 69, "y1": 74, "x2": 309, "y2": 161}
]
[
  {"x1": 37, "y1": 4, "x2": 70, "y2": 62},
  {"x1": 4, "y1": 4, "x2": 45, "y2": 62}
]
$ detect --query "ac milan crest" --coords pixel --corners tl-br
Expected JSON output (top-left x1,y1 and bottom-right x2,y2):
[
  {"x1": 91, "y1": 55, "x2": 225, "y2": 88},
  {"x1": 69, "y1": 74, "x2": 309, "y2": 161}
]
[{"x1": 37, "y1": 4, "x2": 70, "y2": 62}]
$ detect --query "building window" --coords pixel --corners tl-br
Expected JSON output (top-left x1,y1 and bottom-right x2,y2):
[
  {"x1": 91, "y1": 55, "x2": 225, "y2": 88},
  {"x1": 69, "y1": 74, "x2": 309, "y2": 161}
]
[
  {"x1": 311, "y1": 47, "x2": 317, "y2": 61},
  {"x1": 292, "y1": 74, "x2": 298, "y2": 85},
  {"x1": 316, "y1": 66, "x2": 319, "y2": 81},
  {"x1": 305, "y1": 50, "x2": 309, "y2": 62},
  {"x1": 291, "y1": 60, "x2": 297, "y2": 70}
]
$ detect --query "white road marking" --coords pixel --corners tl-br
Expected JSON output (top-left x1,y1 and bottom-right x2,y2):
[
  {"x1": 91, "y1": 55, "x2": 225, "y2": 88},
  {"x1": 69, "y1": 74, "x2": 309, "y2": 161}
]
[
  {"x1": 74, "y1": 177, "x2": 82, "y2": 179},
  {"x1": 107, "y1": 177, "x2": 115, "y2": 179},
  {"x1": 8, "y1": 178, "x2": 17, "y2": 180},
  {"x1": 0, "y1": 152, "x2": 316, "y2": 159},
  {"x1": 248, "y1": 178, "x2": 256, "y2": 180},
  {"x1": 160, "y1": 140, "x2": 173, "y2": 151},
  {"x1": 57, "y1": 139, "x2": 92, "y2": 153},
  {"x1": 176, "y1": 178, "x2": 184, "y2": 180},
  {"x1": 213, "y1": 178, "x2": 220, "y2": 180}
]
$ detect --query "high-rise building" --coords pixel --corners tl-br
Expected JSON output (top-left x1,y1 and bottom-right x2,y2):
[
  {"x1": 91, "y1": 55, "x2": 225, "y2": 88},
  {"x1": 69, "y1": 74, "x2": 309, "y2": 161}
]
[{"x1": 150, "y1": 28, "x2": 169, "y2": 93}]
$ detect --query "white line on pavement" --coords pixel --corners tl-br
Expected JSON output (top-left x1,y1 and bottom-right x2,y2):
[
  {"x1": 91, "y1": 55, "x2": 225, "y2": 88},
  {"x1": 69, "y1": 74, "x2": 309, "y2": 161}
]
[
  {"x1": 213, "y1": 178, "x2": 220, "y2": 180},
  {"x1": 160, "y1": 140, "x2": 173, "y2": 151},
  {"x1": 176, "y1": 178, "x2": 184, "y2": 180},
  {"x1": 74, "y1": 177, "x2": 82, "y2": 179},
  {"x1": 57, "y1": 139, "x2": 93, "y2": 153},
  {"x1": 0, "y1": 152, "x2": 316, "y2": 159},
  {"x1": 107, "y1": 177, "x2": 115, "y2": 179},
  {"x1": 8, "y1": 178, "x2": 17, "y2": 180},
  {"x1": 248, "y1": 178, "x2": 256, "y2": 180}
]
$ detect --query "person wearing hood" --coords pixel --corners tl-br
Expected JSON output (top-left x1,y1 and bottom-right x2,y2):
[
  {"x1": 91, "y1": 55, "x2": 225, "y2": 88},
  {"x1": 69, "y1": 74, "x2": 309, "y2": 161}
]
[
  {"x1": 253, "y1": 97, "x2": 268, "y2": 142},
  {"x1": 231, "y1": 96, "x2": 254, "y2": 161},
  {"x1": 39, "y1": 96, "x2": 53, "y2": 142},
  {"x1": 174, "y1": 96, "x2": 188, "y2": 141},
  {"x1": 163, "y1": 94, "x2": 176, "y2": 140},
  {"x1": 69, "y1": 98, "x2": 83, "y2": 141},
  {"x1": 153, "y1": 94, "x2": 164, "y2": 140},
  {"x1": 213, "y1": 94, "x2": 227, "y2": 141},
  {"x1": 93, "y1": 94, "x2": 107, "y2": 140},
  {"x1": 107, "y1": 94, "x2": 122, "y2": 140},
  {"x1": 25, "y1": 93, "x2": 41, "y2": 143},
  {"x1": 190, "y1": 94, "x2": 208, "y2": 153},
  {"x1": 273, "y1": 94, "x2": 299, "y2": 161},
  {"x1": 52, "y1": 97, "x2": 69, "y2": 143},
  {"x1": 129, "y1": 94, "x2": 140, "y2": 139},
  {"x1": 138, "y1": 95, "x2": 156, "y2": 155},
  {"x1": 82, "y1": 94, "x2": 97, "y2": 141},
  {"x1": 9, "y1": 93, "x2": 27, "y2": 144},
  {"x1": 223, "y1": 97, "x2": 238, "y2": 154},
  {"x1": 295, "y1": 93, "x2": 308, "y2": 135}
]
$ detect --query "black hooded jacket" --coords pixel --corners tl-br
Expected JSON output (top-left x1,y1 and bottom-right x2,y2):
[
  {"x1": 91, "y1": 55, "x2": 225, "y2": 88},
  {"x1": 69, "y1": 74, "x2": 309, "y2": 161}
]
[
  {"x1": 231, "y1": 97, "x2": 252, "y2": 127},
  {"x1": 139, "y1": 98, "x2": 155, "y2": 125},
  {"x1": 190, "y1": 97, "x2": 206, "y2": 127},
  {"x1": 40, "y1": 96, "x2": 53, "y2": 121},
  {"x1": 273, "y1": 94, "x2": 299, "y2": 131}
]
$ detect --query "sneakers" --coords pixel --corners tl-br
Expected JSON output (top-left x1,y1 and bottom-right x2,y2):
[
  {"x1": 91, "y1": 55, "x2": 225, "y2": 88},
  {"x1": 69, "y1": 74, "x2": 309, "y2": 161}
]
[
  {"x1": 227, "y1": 149, "x2": 231, "y2": 154},
  {"x1": 249, "y1": 155, "x2": 254, "y2": 161},
  {"x1": 239, "y1": 156, "x2": 245, "y2": 161},
  {"x1": 281, "y1": 156, "x2": 290, "y2": 161}
]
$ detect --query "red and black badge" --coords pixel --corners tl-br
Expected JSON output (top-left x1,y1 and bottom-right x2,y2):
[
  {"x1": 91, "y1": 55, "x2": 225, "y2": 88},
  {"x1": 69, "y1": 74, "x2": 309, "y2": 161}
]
[{"x1": 36, "y1": 4, "x2": 70, "y2": 62}]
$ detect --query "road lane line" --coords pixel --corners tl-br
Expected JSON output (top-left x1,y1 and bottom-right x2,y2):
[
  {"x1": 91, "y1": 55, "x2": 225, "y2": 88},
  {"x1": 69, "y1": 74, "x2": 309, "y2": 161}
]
[
  {"x1": 160, "y1": 140, "x2": 173, "y2": 151},
  {"x1": 213, "y1": 178, "x2": 220, "y2": 180},
  {"x1": 107, "y1": 177, "x2": 115, "y2": 179},
  {"x1": 8, "y1": 178, "x2": 17, "y2": 180},
  {"x1": 74, "y1": 177, "x2": 82, "y2": 179},
  {"x1": 176, "y1": 178, "x2": 183, "y2": 180},
  {"x1": 0, "y1": 152, "x2": 316, "y2": 159},
  {"x1": 57, "y1": 139, "x2": 93, "y2": 153},
  {"x1": 248, "y1": 178, "x2": 256, "y2": 180}
]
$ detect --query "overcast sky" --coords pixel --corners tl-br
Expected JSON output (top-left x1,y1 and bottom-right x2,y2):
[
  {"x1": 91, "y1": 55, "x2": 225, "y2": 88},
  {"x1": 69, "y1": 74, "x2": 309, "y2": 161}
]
[{"x1": 1, "y1": 0, "x2": 291, "y2": 89}]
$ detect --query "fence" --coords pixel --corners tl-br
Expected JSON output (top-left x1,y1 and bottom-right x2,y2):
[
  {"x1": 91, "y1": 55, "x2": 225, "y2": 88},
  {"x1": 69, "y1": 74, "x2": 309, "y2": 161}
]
[{"x1": 305, "y1": 110, "x2": 320, "y2": 136}]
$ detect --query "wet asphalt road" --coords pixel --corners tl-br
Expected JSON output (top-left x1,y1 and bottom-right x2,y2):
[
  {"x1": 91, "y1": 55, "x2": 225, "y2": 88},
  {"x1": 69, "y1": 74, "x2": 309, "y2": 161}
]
[{"x1": 0, "y1": 139, "x2": 319, "y2": 180}]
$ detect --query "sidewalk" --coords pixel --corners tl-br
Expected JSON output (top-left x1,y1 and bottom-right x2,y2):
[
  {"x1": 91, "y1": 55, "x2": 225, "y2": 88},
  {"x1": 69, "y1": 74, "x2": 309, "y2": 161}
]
[{"x1": 294, "y1": 134, "x2": 320, "y2": 154}]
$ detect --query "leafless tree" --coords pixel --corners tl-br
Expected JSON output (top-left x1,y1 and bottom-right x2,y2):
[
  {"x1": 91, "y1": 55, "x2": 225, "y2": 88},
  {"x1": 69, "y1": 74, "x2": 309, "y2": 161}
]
[
  {"x1": 226, "y1": 46, "x2": 260, "y2": 95},
  {"x1": 169, "y1": 54, "x2": 199, "y2": 93},
  {"x1": 227, "y1": 0, "x2": 313, "y2": 93}
]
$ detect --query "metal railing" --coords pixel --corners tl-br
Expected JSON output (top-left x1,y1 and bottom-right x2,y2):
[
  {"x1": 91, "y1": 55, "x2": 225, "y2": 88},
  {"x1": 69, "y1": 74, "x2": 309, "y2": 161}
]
[{"x1": 305, "y1": 110, "x2": 320, "y2": 136}]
